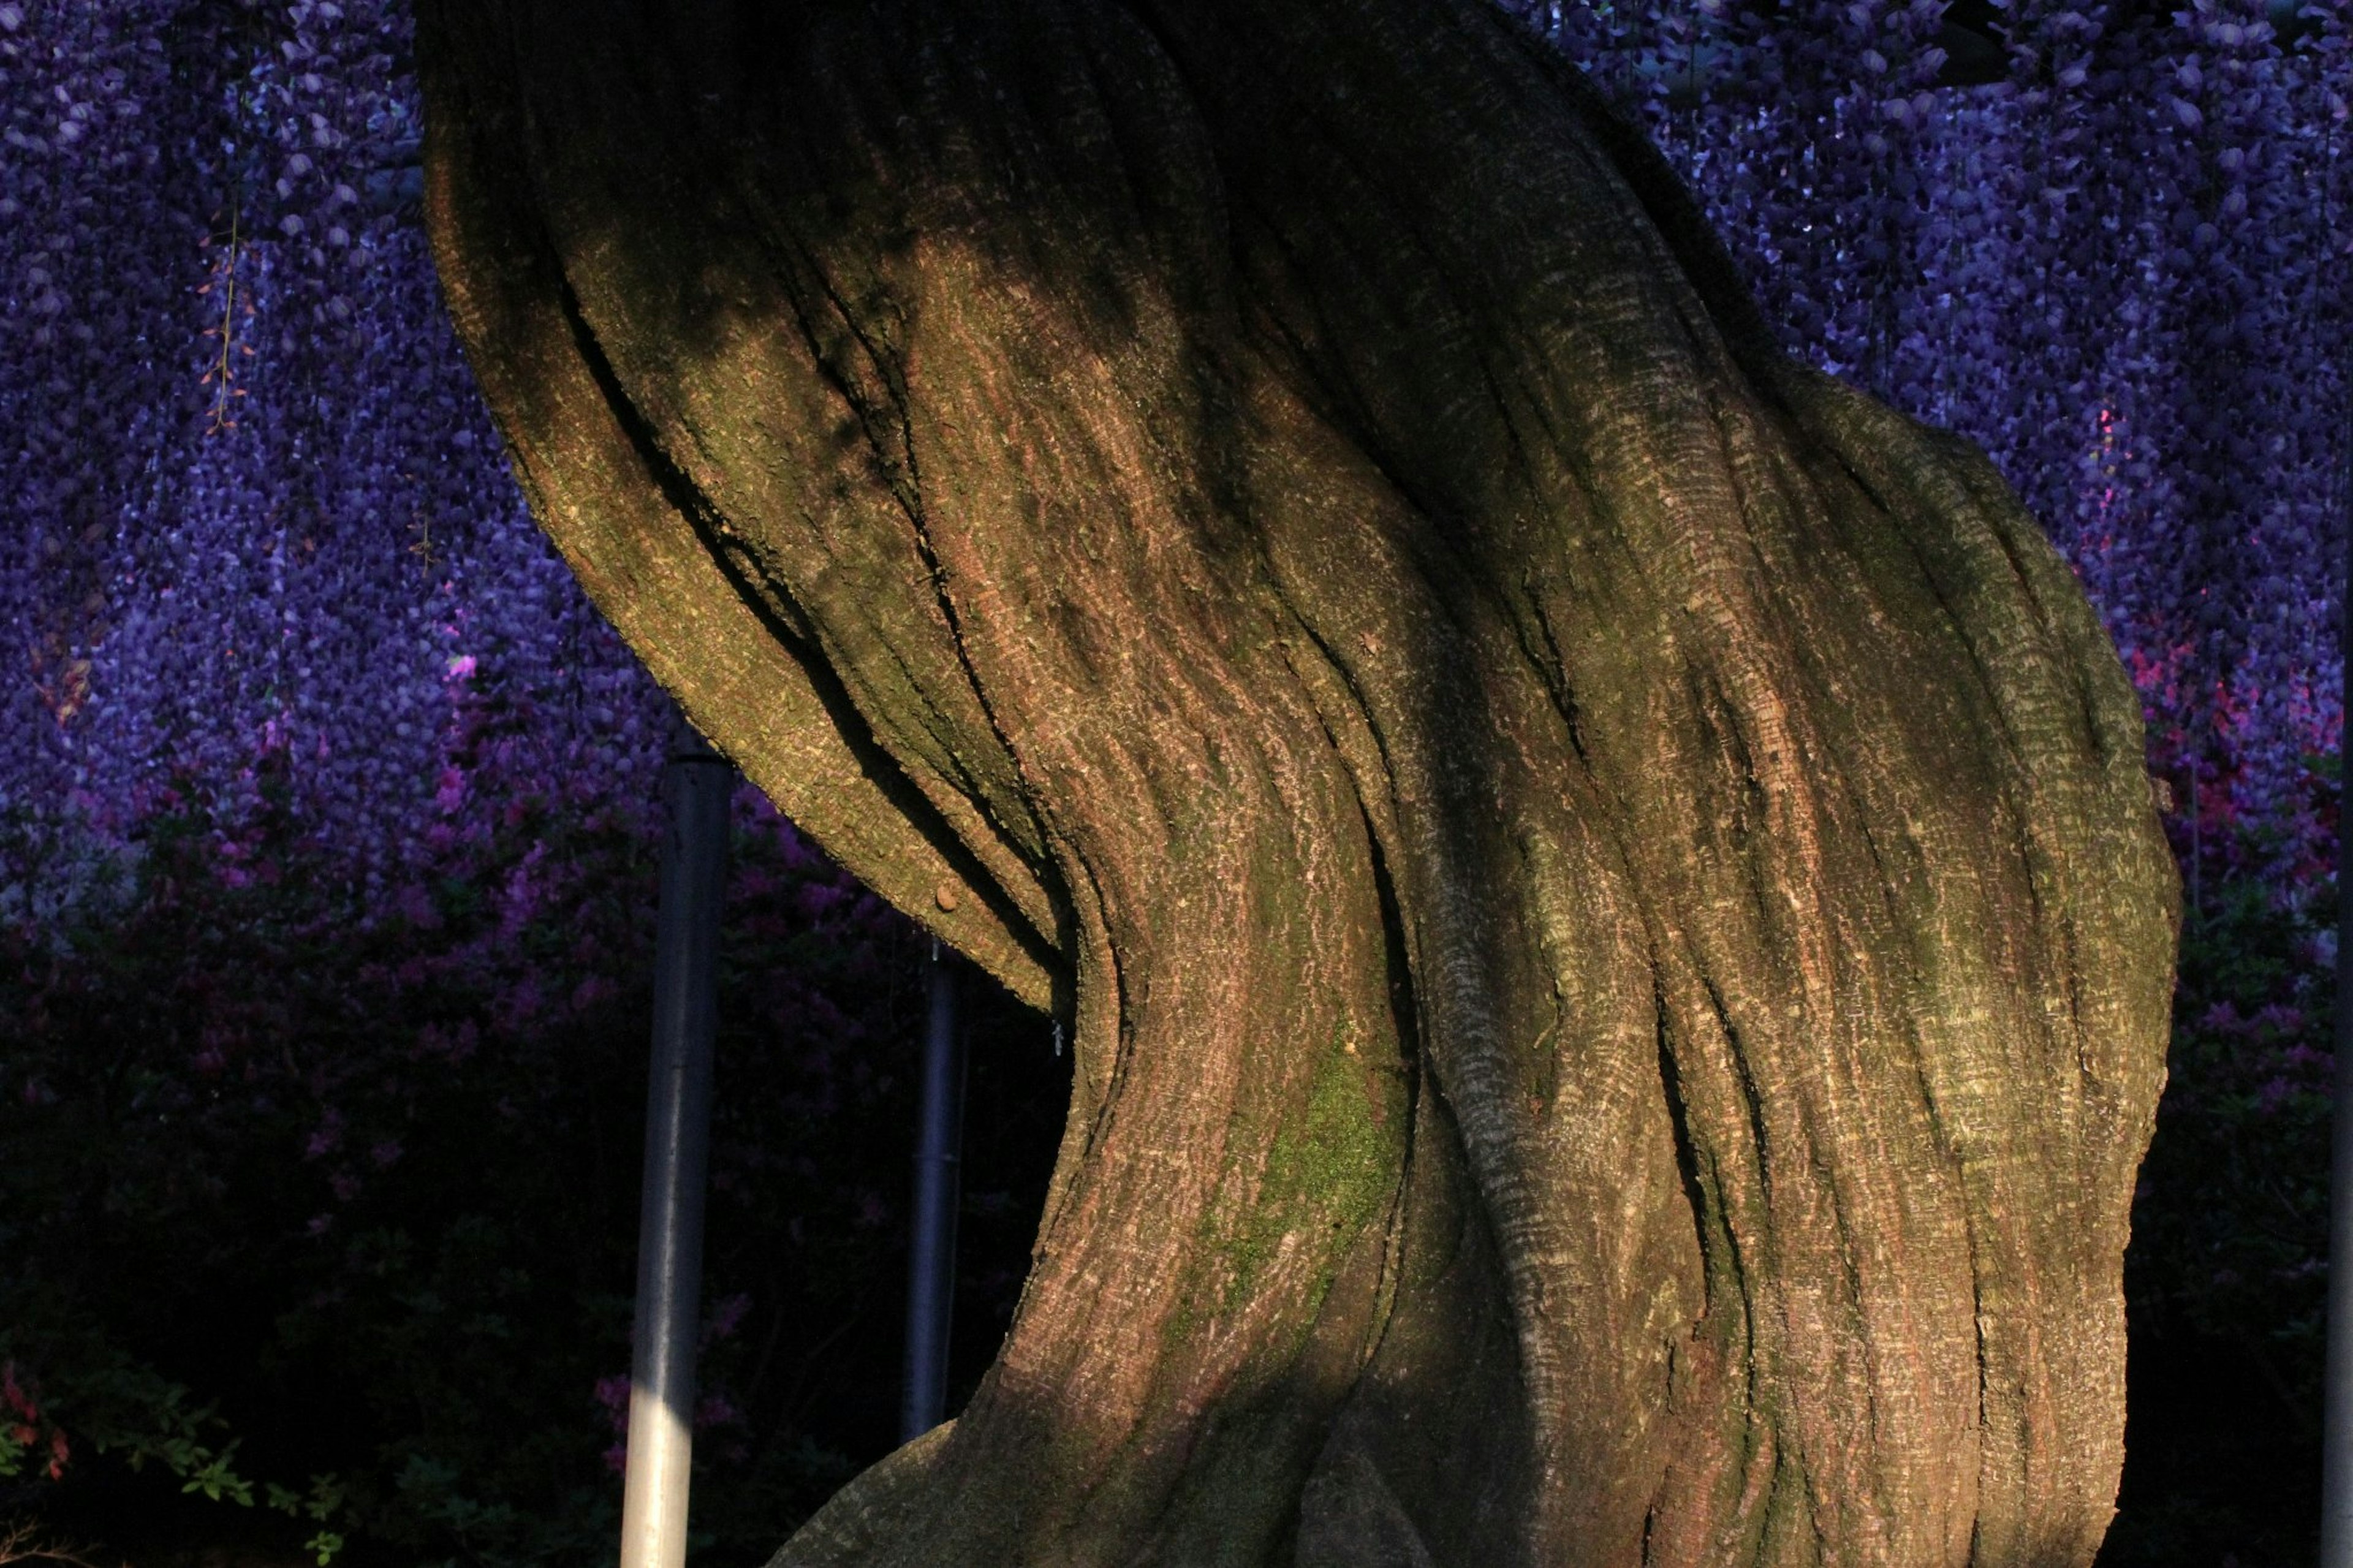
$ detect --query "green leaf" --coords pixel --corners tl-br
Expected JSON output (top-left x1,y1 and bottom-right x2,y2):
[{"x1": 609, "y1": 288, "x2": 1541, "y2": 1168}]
[{"x1": 178, "y1": 1441, "x2": 256, "y2": 1506}]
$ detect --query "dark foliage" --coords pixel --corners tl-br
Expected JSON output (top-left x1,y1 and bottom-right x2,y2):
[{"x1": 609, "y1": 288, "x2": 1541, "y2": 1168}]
[{"x1": 0, "y1": 680, "x2": 1069, "y2": 1566}]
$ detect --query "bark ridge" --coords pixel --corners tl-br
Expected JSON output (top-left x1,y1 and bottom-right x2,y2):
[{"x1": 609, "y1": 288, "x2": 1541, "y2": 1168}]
[{"x1": 414, "y1": 2, "x2": 2180, "y2": 1562}]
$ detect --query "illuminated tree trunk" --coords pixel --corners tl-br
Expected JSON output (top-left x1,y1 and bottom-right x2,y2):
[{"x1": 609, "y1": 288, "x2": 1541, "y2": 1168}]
[{"x1": 413, "y1": 2, "x2": 2178, "y2": 1562}]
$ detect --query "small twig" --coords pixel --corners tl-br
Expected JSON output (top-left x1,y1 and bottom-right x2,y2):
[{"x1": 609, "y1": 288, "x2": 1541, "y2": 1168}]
[
  {"x1": 199, "y1": 199, "x2": 253, "y2": 436},
  {"x1": 0, "y1": 1518, "x2": 122, "y2": 1568},
  {"x1": 408, "y1": 513, "x2": 439, "y2": 573}
]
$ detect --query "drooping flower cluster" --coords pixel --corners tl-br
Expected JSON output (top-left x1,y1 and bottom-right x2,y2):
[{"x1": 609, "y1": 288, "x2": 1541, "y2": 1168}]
[
  {"x1": 0, "y1": 0, "x2": 674, "y2": 942},
  {"x1": 0, "y1": 0, "x2": 2342, "y2": 928}
]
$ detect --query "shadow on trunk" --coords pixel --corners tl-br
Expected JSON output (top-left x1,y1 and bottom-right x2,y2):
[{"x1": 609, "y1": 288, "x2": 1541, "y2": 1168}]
[{"x1": 413, "y1": 1, "x2": 2181, "y2": 1561}]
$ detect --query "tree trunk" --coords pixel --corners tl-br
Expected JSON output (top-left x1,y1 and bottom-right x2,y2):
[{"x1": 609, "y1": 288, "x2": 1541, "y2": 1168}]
[{"x1": 412, "y1": 2, "x2": 2180, "y2": 1562}]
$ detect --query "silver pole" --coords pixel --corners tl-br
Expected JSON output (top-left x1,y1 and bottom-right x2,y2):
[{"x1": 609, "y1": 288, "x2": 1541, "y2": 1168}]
[
  {"x1": 2324, "y1": 398, "x2": 2353, "y2": 1564},
  {"x1": 620, "y1": 707, "x2": 730, "y2": 1568},
  {"x1": 900, "y1": 939, "x2": 966, "y2": 1444},
  {"x1": 2328, "y1": 830, "x2": 2353, "y2": 1567}
]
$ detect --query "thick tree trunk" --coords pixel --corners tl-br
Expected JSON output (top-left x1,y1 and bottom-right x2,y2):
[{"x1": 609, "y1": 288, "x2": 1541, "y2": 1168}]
[{"x1": 413, "y1": 2, "x2": 2180, "y2": 1562}]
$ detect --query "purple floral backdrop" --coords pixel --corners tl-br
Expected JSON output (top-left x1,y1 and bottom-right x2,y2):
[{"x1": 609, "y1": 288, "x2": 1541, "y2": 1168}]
[
  {"x1": 2, "y1": 0, "x2": 2344, "y2": 929},
  {"x1": 1, "y1": 0, "x2": 674, "y2": 944}
]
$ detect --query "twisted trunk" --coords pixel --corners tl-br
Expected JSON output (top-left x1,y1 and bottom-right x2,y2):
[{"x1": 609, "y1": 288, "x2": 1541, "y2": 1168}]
[{"x1": 414, "y1": 3, "x2": 2179, "y2": 1562}]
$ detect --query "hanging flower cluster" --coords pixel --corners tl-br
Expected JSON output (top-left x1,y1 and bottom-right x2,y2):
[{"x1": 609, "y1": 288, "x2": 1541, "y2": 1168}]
[
  {"x1": 0, "y1": 0, "x2": 2340, "y2": 928},
  {"x1": 0, "y1": 0, "x2": 675, "y2": 939}
]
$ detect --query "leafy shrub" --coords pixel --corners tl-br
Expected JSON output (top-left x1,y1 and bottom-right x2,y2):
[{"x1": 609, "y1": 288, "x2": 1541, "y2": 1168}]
[
  {"x1": 0, "y1": 673, "x2": 1067, "y2": 1567},
  {"x1": 2107, "y1": 760, "x2": 2337, "y2": 1567}
]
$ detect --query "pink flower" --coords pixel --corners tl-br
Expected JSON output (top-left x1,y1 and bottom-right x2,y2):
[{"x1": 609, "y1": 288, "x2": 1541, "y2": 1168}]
[
  {"x1": 2, "y1": 1363, "x2": 39, "y2": 1423},
  {"x1": 303, "y1": 1111, "x2": 344, "y2": 1160},
  {"x1": 2253, "y1": 1004, "x2": 2305, "y2": 1036},
  {"x1": 702, "y1": 1293, "x2": 751, "y2": 1346},
  {"x1": 496, "y1": 976, "x2": 544, "y2": 1032},
  {"x1": 392, "y1": 882, "x2": 439, "y2": 928}
]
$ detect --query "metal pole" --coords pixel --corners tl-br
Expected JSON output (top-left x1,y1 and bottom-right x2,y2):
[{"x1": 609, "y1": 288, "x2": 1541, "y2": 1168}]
[
  {"x1": 2329, "y1": 787, "x2": 2353, "y2": 1567},
  {"x1": 2319, "y1": 130, "x2": 2353, "y2": 1550},
  {"x1": 620, "y1": 708, "x2": 730, "y2": 1568},
  {"x1": 2325, "y1": 276, "x2": 2353, "y2": 1559},
  {"x1": 2325, "y1": 377, "x2": 2353, "y2": 1562},
  {"x1": 900, "y1": 939, "x2": 967, "y2": 1444},
  {"x1": 2317, "y1": 114, "x2": 2353, "y2": 1553}
]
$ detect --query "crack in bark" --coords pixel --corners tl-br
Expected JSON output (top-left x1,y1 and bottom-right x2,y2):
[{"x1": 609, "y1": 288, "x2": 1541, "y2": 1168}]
[
  {"x1": 419, "y1": 2, "x2": 2181, "y2": 1558},
  {"x1": 553, "y1": 270, "x2": 1068, "y2": 983}
]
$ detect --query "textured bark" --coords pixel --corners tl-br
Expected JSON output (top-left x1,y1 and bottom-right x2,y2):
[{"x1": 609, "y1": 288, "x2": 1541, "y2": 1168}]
[{"x1": 413, "y1": 3, "x2": 2180, "y2": 1563}]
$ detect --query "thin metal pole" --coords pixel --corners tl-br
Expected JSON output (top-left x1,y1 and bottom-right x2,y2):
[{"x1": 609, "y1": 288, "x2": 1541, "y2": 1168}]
[
  {"x1": 620, "y1": 708, "x2": 730, "y2": 1568},
  {"x1": 2324, "y1": 375, "x2": 2353, "y2": 1562},
  {"x1": 2320, "y1": 126, "x2": 2353, "y2": 1555},
  {"x1": 2329, "y1": 784, "x2": 2353, "y2": 1567},
  {"x1": 900, "y1": 939, "x2": 967, "y2": 1444}
]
